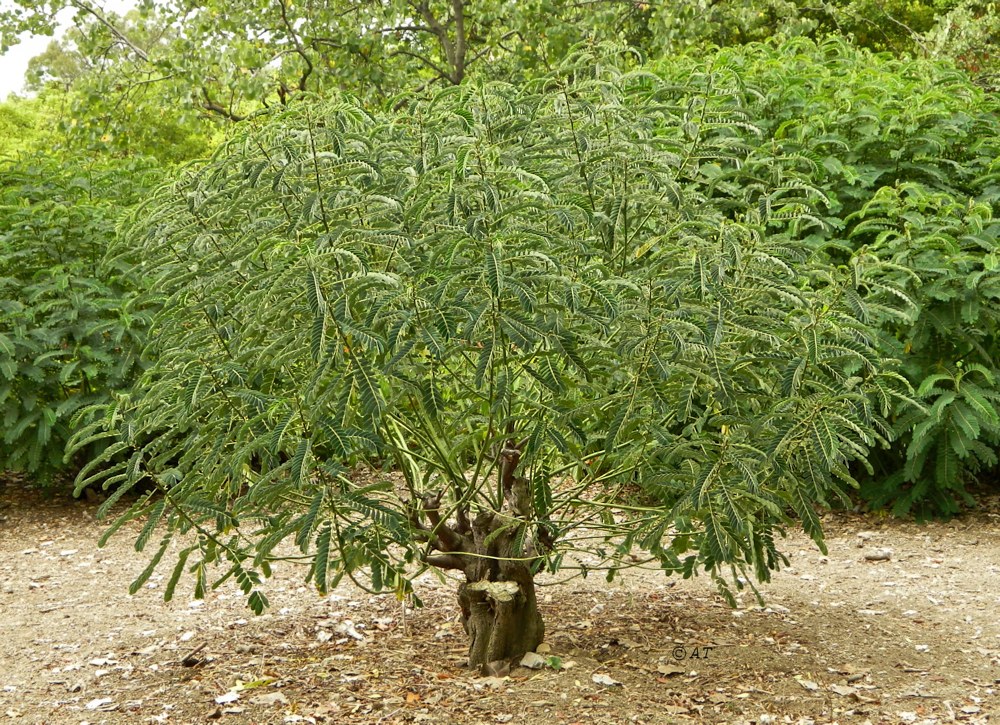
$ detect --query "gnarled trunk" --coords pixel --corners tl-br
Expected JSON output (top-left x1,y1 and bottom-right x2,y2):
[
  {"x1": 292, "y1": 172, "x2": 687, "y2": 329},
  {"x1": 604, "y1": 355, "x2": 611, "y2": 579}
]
[
  {"x1": 458, "y1": 565, "x2": 545, "y2": 667},
  {"x1": 458, "y1": 552, "x2": 544, "y2": 668},
  {"x1": 412, "y1": 439, "x2": 548, "y2": 668}
]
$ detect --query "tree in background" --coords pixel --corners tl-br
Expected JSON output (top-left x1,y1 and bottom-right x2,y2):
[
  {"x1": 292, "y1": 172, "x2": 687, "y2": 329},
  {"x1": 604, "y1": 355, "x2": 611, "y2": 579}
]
[
  {"x1": 3, "y1": 0, "x2": 653, "y2": 119},
  {"x1": 5, "y1": 6, "x2": 216, "y2": 163},
  {"x1": 925, "y1": 0, "x2": 1000, "y2": 89},
  {"x1": 6, "y1": 0, "x2": 996, "y2": 141}
]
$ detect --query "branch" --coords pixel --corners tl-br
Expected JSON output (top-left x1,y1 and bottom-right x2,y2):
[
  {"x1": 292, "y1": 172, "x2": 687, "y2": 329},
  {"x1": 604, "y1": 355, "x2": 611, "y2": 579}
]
[
  {"x1": 499, "y1": 440, "x2": 533, "y2": 519},
  {"x1": 456, "y1": 503, "x2": 472, "y2": 535},
  {"x1": 200, "y1": 87, "x2": 246, "y2": 122},
  {"x1": 390, "y1": 48, "x2": 453, "y2": 83},
  {"x1": 499, "y1": 440, "x2": 521, "y2": 495},
  {"x1": 309, "y1": 37, "x2": 348, "y2": 50},
  {"x1": 376, "y1": 24, "x2": 433, "y2": 35},
  {"x1": 406, "y1": 501, "x2": 434, "y2": 542},
  {"x1": 424, "y1": 553, "x2": 467, "y2": 570},
  {"x1": 465, "y1": 42, "x2": 499, "y2": 70},
  {"x1": 275, "y1": 0, "x2": 313, "y2": 92},
  {"x1": 128, "y1": 73, "x2": 176, "y2": 87},
  {"x1": 869, "y1": 0, "x2": 930, "y2": 57},
  {"x1": 568, "y1": 0, "x2": 647, "y2": 6},
  {"x1": 391, "y1": 76, "x2": 438, "y2": 111},
  {"x1": 70, "y1": 0, "x2": 149, "y2": 62},
  {"x1": 421, "y1": 491, "x2": 467, "y2": 552}
]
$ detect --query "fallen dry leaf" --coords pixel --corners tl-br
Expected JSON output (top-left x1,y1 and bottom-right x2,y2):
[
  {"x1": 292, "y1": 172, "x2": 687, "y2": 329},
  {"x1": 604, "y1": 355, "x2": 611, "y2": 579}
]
[
  {"x1": 519, "y1": 651, "x2": 547, "y2": 669},
  {"x1": 794, "y1": 676, "x2": 820, "y2": 692},
  {"x1": 656, "y1": 663, "x2": 685, "y2": 676},
  {"x1": 592, "y1": 673, "x2": 623, "y2": 687},
  {"x1": 830, "y1": 684, "x2": 857, "y2": 697},
  {"x1": 249, "y1": 691, "x2": 288, "y2": 706}
]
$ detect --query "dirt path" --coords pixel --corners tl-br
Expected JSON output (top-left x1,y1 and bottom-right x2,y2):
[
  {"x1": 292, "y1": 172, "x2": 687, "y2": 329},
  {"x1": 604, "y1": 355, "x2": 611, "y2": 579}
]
[{"x1": 1, "y1": 480, "x2": 997, "y2": 724}]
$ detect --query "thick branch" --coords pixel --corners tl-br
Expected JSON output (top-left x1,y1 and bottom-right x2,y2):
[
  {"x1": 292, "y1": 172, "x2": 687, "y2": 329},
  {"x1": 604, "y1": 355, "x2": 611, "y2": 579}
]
[
  {"x1": 200, "y1": 87, "x2": 246, "y2": 122},
  {"x1": 406, "y1": 502, "x2": 434, "y2": 542},
  {"x1": 456, "y1": 503, "x2": 472, "y2": 535},
  {"x1": 499, "y1": 441, "x2": 521, "y2": 496},
  {"x1": 424, "y1": 553, "x2": 467, "y2": 570},
  {"x1": 422, "y1": 491, "x2": 467, "y2": 552}
]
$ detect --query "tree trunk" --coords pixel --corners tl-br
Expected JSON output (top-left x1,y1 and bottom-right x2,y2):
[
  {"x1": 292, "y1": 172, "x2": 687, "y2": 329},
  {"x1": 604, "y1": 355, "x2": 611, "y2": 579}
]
[
  {"x1": 458, "y1": 560, "x2": 544, "y2": 669},
  {"x1": 413, "y1": 439, "x2": 547, "y2": 668}
]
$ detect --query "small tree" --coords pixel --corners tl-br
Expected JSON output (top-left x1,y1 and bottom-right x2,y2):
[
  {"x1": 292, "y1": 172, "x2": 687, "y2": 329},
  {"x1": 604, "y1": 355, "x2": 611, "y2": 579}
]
[{"x1": 73, "y1": 50, "x2": 904, "y2": 667}]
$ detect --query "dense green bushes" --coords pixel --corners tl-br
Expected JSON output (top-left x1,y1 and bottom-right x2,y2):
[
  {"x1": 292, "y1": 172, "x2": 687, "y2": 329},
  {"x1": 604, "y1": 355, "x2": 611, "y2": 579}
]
[
  {"x1": 651, "y1": 40, "x2": 1000, "y2": 516},
  {"x1": 0, "y1": 156, "x2": 156, "y2": 486},
  {"x1": 0, "y1": 95, "x2": 62, "y2": 159},
  {"x1": 4, "y1": 39, "x2": 998, "y2": 531},
  {"x1": 651, "y1": 0, "x2": 1000, "y2": 94}
]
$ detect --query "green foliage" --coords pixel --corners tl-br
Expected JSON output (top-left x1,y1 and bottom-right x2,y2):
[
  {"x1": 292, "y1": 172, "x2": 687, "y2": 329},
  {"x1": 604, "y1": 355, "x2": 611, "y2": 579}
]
[
  {"x1": 652, "y1": 39, "x2": 1000, "y2": 516},
  {"x1": 0, "y1": 155, "x2": 157, "y2": 486},
  {"x1": 925, "y1": 0, "x2": 1000, "y2": 89},
  {"x1": 2, "y1": 0, "x2": 660, "y2": 130},
  {"x1": 16, "y1": 10, "x2": 218, "y2": 163},
  {"x1": 650, "y1": 0, "x2": 820, "y2": 51},
  {"x1": 647, "y1": 0, "x2": 1000, "y2": 94},
  {"x1": 813, "y1": 0, "x2": 958, "y2": 53},
  {"x1": 850, "y1": 186, "x2": 1000, "y2": 516},
  {"x1": 649, "y1": 0, "x2": 961, "y2": 56},
  {"x1": 879, "y1": 363, "x2": 1000, "y2": 515},
  {"x1": 71, "y1": 46, "x2": 905, "y2": 613},
  {"x1": 0, "y1": 93, "x2": 64, "y2": 159}
]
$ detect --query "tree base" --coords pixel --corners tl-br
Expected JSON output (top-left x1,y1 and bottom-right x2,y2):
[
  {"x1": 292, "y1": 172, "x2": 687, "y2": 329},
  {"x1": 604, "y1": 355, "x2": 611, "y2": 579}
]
[{"x1": 458, "y1": 563, "x2": 544, "y2": 668}]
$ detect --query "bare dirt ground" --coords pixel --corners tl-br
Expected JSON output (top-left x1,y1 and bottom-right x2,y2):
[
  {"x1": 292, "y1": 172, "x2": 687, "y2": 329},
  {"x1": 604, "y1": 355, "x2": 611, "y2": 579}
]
[{"x1": 1, "y1": 477, "x2": 998, "y2": 725}]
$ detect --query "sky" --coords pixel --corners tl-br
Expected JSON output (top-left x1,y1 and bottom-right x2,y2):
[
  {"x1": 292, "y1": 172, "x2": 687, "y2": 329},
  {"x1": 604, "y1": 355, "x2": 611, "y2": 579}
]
[
  {"x1": 0, "y1": 0, "x2": 136, "y2": 99},
  {"x1": 1, "y1": 33, "x2": 55, "y2": 98}
]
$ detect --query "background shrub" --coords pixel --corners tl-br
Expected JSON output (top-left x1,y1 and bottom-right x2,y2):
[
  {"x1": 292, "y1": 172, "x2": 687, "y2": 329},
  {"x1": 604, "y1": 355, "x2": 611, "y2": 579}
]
[
  {"x1": 0, "y1": 155, "x2": 158, "y2": 487},
  {"x1": 647, "y1": 40, "x2": 1000, "y2": 516}
]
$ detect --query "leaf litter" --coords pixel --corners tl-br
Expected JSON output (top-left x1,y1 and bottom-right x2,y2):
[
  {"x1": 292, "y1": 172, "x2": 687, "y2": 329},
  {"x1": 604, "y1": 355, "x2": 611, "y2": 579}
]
[{"x1": 1, "y1": 480, "x2": 998, "y2": 723}]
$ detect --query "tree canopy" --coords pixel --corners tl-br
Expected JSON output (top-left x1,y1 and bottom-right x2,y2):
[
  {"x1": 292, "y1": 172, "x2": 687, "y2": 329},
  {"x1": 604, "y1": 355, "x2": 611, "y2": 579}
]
[
  {"x1": 4, "y1": 0, "x2": 653, "y2": 116},
  {"x1": 67, "y1": 44, "x2": 919, "y2": 666}
]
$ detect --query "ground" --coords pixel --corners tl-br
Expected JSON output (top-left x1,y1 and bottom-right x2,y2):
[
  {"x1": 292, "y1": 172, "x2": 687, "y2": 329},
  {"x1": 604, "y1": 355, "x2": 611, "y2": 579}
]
[{"x1": 1, "y1": 478, "x2": 998, "y2": 725}]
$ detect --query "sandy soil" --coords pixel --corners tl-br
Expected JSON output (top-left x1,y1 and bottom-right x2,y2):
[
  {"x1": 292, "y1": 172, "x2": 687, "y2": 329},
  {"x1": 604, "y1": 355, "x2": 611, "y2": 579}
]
[{"x1": 1, "y1": 478, "x2": 998, "y2": 724}]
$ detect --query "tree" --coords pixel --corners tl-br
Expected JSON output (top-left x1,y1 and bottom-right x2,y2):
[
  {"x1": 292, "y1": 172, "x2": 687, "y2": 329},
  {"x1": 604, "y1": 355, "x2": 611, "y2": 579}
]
[
  {"x1": 24, "y1": 38, "x2": 87, "y2": 92},
  {"x1": 2, "y1": 0, "x2": 653, "y2": 119},
  {"x1": 925, "y1": 0, "x2": 1000, "y2": 89},
  {"x1": 6, "y1": 7, "x2": 217, "y2": 162},
  {"x1": 72, "y1": 48, "x2": 905, "y2": 667}
]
